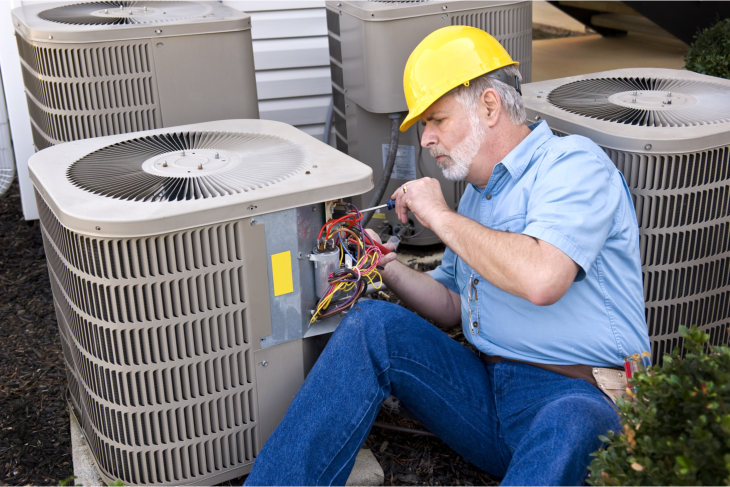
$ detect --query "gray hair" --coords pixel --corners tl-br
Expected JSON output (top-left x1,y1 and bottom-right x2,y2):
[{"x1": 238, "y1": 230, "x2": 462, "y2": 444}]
[{"x1": 452, "y1": 65, "x2": 526, "y2": 125}]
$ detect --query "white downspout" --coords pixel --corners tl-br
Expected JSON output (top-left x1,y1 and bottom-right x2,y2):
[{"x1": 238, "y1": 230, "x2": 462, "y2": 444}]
[{"x1": 0, "y1": 68, "x2": 15, "y2": 196}]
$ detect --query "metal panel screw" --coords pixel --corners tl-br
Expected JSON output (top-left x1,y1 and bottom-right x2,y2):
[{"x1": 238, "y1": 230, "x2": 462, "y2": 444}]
[
  {"x1": 337, "y1": 2, "x2": 341, "y2": 5},
  {"x1": 104, "y1": 9, "x2": 108, "y2": 13},
  {"x1": 442, "y1": 5, "x2": 448, "y2": 9},
  {"x1": 645, "y1": 144, "x2": 652, "y2": 150},
  {"x1": 632, "y1": 97, "x2": 636, "y2": 103},
  {"x1": 154, "y1": 29, "x2": 162, "y2": 34},
  {"x1": 535, "y1": 115, "x2": 541, "y2": 120},
  {"x1": 345, "y1": 104, "x2": 349, "y2": 108},
  {"x1": 344, "y1": 88, "x2": 348, "y2": 93},
  {"x1": 442, "y1": 13, "x2": 448, "y2": 18},
  {"x1": 248, "y1": 205, "x2": 257, "y2": 210},
  {"x1": 162, "y1": 161, "x2": 167, "y2": 167},
  {"x1": 48, "y1": 35, "x2": 53, "y2": 40},
  {"x1": 181, "y1": 151, "x2": 185, "y2": 156},
  {"x1": 251, "y1": 219, "x2": 257, "y2": 225},
  {"x1": 260, "y1": 361, "x2": 268, "y2": 367},
  {"x1": 197, "y1": 164, "x2": 203, "y2": 170},
  {"x1": 215, "y1": 152, "x2": 219, "y2": 159},
  {"x1": 95, "y1": 226, "x2": 101, "y2": 230},
  {"x1": 313, "y1": 165, "x2": 318, "y2": 168}
]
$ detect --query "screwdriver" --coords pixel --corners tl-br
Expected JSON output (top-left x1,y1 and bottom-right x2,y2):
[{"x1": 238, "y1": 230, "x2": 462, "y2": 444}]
[{"x1": 359, "y1": 199, "x2": 396, "y2": 213}]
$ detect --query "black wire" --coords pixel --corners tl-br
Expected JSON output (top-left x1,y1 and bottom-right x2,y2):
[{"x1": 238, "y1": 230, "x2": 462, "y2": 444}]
[
  {"x1": 416, "y1": 122, "x2": 426, "y2": 178},
  {"x1": 362, "y1": 114, "x2": 402, "y2": 228}
]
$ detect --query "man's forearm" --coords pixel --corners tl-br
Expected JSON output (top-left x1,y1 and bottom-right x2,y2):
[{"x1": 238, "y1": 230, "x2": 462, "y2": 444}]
[
  {"x1": 380, "y1": 260, "x2": 461, "y2": 328},
  {"x1": 431, "y1": 210, "x2": 577, "y2": 305}
]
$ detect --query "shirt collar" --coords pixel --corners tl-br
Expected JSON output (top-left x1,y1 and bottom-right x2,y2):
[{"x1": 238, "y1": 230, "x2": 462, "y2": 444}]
[{"x1": 499, "y1": 120, "x2": 553, "y2": 180}]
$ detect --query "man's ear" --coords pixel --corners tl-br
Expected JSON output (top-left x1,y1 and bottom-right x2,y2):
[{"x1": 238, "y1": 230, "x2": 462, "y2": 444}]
[{"x1": 480, "y1": 88, "x2": 501, "y2": 128}]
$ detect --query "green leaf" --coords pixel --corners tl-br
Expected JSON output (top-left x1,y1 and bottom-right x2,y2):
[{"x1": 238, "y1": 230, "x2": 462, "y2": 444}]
[{"x1": 58, "y1": 476, "x2": 77, "y2": 487}]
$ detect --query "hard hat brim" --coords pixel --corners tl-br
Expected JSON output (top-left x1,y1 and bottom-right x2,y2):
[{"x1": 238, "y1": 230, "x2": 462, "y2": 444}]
[{"x1": 400, "y1": 60, "x2": 519, "y2": 133}]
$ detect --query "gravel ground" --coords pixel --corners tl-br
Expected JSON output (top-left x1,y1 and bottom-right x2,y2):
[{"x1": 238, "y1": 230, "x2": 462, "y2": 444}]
[{"x1": 0, "y1": 180, "x2": 497, "y2": 486}]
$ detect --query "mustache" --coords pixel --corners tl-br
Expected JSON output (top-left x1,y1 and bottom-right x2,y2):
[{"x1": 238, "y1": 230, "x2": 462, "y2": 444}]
[{"x1": 430, "y1": 147, "x2": 450, "y2": 158}]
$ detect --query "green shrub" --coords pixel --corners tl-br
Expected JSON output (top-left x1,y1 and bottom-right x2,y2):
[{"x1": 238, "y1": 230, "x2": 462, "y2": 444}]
[
  {"x1": 684, "y1": 18, "x2": 730, "y2": 80},
  {"x1": 588, "y1": 326, "x2": 730, "y2": 485}
]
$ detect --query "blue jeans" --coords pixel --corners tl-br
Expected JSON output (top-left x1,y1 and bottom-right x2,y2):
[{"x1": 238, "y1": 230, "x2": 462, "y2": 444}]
[{"x1": 245, "y1": 300, "x2": 620, "y2": 486}]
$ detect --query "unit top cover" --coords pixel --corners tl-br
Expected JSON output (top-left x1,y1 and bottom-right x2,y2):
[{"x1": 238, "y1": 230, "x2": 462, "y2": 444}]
[
  {"x1": 522, "y1": 68, "x2": 730, "y2": 153},
  {"x1": 12, "y1": 1, "x2": 250, "y2": 43},
  {"x1": 29, "y1": 120, "x2": 373, "y2": 237},
  {"x1": 327, "y1": 1, "x2": 525, "y2": 21}
]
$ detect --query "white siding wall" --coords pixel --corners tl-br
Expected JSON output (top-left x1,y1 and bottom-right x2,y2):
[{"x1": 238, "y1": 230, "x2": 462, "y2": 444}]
[{"x1": 223, "y1": 1, "x2": 334, "y2": 143}]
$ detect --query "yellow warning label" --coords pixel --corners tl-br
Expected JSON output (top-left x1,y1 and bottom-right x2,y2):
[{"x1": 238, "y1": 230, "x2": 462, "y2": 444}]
[
  {"x1": 372, "y1": 212, "x2": 386, "y2": 219},
  {"x1": 271, "y1": 251, "x2": 294, "y2": 296}
]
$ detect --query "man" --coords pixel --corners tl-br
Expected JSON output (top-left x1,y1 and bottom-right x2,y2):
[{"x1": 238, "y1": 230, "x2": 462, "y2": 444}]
[{"x1": 246, "y1": 26, "x2": 650, "y2": 486}]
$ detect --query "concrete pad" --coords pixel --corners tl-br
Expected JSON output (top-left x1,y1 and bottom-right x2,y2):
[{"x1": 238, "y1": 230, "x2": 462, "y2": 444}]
[
  {"x1": 532, "y1": 32, "x2": 688, "y2": 82},
  {"x1": 533, "y1": 0, "x2": 586, "y2": 33},
  {"x1": 69, "y1": 412, "x2": 104, "y2": 487},
  {"x1": 346, "y1": 448, "x2": 384, "y2": 486}
]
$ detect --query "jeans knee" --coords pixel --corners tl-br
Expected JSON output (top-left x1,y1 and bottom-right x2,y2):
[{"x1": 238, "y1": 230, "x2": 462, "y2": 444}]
[
  {"x1": 336, "y1": 300, "x2": 401, "y2": 335},
  {"x1": 544, "y1": 395, "x2": 621, "y2": 440}
]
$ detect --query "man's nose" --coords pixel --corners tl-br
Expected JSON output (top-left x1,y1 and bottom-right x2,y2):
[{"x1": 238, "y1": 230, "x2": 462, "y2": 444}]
[{"x1": 421, "y1": 124, "x2": 437, "y2": 148}]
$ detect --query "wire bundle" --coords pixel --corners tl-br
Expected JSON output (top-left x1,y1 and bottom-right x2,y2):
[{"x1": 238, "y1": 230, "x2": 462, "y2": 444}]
[{"x1": 311, "y1": 204, "x2": 384, "y2": 322}]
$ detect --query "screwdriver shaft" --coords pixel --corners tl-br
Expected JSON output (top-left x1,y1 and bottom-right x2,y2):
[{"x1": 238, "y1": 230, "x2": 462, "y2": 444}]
[{"x1": 359, "y1": 203, "x2": 388, "y2": 213}]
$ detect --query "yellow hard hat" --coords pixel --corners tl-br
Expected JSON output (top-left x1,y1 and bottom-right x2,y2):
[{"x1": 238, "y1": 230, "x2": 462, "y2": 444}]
[{"x1": 400, "y1": 25, "x2": 518, "y2": 132}]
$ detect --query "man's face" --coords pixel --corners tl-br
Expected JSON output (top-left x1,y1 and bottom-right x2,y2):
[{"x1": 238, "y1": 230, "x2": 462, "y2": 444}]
[{"x1": 420, "y1": 94, "x2": 485, "y2": 181}]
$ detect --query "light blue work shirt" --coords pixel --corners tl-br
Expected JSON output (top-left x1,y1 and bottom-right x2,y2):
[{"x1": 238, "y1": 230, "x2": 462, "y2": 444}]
[{"x1": 430, "y1": 121, "x2": 650, "y2": 368}]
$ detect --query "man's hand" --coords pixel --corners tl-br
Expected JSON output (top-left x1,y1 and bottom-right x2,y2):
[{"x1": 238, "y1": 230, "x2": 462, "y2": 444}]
[
  {"x1": 391, "y1": 178, "x2": 452, "y2": 228},
  {"x1": 364, "y1": 229, "x2": 398, "y2": 266}
]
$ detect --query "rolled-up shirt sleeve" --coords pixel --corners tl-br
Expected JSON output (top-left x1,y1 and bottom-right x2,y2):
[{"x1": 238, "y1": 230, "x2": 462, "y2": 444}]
[
  {"x1": 428, "y1": 246, "x2": 460, "y2": 294},
  {"x1": 523, "y1": 146, "x2": 619, "y2": 281}
]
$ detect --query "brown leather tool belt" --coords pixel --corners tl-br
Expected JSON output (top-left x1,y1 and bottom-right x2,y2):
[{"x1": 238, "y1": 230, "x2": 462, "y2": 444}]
[{"x1": 479, "y1": 354, "x2": 627, "y2": 403}]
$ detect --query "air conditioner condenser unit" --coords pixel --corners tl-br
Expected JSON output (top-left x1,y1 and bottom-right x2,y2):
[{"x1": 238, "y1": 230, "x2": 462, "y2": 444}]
[
  {"x1": 522, "y1": 68, "x2": 730, "y2": 364},
  {"x1": 12, "y1": 1, "x2": 259, "y2": 151},
  {"x1": 29, "y1": 119, "x2": 373, "y2": 485},
  {"x1": 326, "y1": 0, "x2": 532, "y2": 245}
]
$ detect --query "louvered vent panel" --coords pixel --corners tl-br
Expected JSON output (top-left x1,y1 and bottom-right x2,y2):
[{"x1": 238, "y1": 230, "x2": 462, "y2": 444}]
[
  {"x1": 451, "y1": 1, "x2": 532, "y2": 83},
  {"x1": 15, "y1": 33, "x2": 162, "y2": 149},
  {"x1": 606, "y1": 146, "x2": 730, "y2": 364},
  {"x1": 36, "y1": 189, "x2": 260, "y2": 485}
]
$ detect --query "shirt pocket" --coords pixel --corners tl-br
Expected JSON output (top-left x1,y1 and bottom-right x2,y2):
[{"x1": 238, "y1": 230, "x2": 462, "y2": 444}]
[{"x1": 491, "y1": 214, "x2": 527, "y2": 234}]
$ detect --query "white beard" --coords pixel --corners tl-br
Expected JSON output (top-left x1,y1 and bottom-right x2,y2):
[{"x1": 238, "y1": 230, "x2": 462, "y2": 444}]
[{"x1": 430, "y1": 113, "x2": 485, "y2": 181}]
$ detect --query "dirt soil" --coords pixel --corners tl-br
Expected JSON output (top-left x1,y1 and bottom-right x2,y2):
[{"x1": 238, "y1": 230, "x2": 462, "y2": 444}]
[
  {"x1": 0, "y1": 180, "x2": 498, "y2": 486},
  {"x1": 0, "y1": 180, "x2": 73, "y2": 486}
]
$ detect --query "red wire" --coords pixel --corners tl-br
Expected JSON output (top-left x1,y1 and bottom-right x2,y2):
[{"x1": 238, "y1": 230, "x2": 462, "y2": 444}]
[{"x1": 318, "y1": 211, "x2": 363, "y2": 240}]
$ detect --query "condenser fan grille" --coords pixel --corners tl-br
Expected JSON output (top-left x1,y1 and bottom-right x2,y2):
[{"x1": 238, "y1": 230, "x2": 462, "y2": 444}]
[
  {"x1": 548, "y1": 77, "x2": 730, "y2": 127},
  {"x1": 68, "y1": 131, "x2": 309, "y2": 202},
  {"x1": 38, "y1": 1, "x2": 210, "y2": 26}
]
